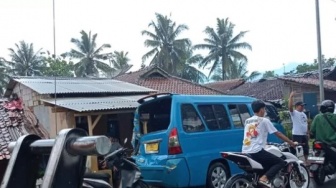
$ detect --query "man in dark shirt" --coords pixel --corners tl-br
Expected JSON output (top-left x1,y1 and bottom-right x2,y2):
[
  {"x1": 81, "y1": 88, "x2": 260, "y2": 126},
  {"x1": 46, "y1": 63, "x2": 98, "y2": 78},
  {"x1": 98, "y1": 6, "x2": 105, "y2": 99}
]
[
  {"x1": 311, "y1": 100, "x2": 336, "y2": 165},
  {"x1": 101, "y1": 135, "x2": 122, "y2": 188}
]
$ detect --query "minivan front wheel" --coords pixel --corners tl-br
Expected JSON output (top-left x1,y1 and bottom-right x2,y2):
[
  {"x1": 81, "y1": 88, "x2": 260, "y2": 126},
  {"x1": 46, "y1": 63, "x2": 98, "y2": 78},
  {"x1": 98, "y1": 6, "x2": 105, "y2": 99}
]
[{"x1": 206, "y1": 162, "x2": 229, "y2": 188}]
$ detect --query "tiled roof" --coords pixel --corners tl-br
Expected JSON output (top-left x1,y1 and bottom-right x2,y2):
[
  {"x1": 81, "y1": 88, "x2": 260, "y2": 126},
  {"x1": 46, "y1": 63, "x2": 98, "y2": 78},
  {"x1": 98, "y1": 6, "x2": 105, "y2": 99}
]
[
  {"x1": 227, "y1": 79, "x2": 285, "y2": 101},
  {"x1": 0, "y1": 100, "x2": 49, "y2": 160},
  {"x1": 279, "y1": 77, "x2": 336, "y2": 91},
  {"x1": 115, "y1": 66, "x2": 224, "y2": 95},
  {"x1": 204, "y1": 79, "x2": 245, "y2": 93},
  {"x1": 285, "y1": 66, "x2": 336, "y2": 80}
]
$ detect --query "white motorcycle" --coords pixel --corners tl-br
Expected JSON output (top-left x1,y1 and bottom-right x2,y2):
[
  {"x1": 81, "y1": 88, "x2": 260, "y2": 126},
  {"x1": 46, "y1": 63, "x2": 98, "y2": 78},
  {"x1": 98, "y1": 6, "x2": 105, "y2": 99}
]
[{"x1": 221, "y1": 143, "x2": 310, "y2": 188}]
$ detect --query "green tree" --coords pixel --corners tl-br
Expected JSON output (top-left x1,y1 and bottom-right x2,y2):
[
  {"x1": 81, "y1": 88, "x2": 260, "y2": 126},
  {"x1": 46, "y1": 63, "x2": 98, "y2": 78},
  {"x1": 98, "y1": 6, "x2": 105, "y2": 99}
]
[
  {"x1": 0, "y1": 58, "x2": 10, "y2": 96},
  {"x1": 295, "y1": 56, "x2": 335, "y2": 74},
  {"x1": 6, "y1": 41, "x2": 46, "y2": 76},
  {"x1": 178, "y1": 45, "x2": 208, "y2": 83},
  {"x1": 62, "y1": 30, "x2": 113, "y2": 77},
  {"x1": 42, "y1": 55, "x2": 74, "y2": 77},
  {"x1": 210, "y1": 59, "x2": 260, "y2": 81},
  {"x1": 142, "y1": 13, "x2": 191, "y2": 75},
  {"x1": 194, "y1": 18, "x2": 252, "y2": 80},
  {"x1": 110, "y1": 51, "x2": 132, "y2": 77},
  {"x1": 262, "y1": 70, "x2": 277, "y2": 78}
]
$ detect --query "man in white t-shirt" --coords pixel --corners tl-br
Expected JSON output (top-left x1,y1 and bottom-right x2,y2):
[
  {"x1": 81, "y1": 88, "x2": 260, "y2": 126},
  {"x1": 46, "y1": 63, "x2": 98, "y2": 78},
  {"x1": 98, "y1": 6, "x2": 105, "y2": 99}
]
[
  {"x1": 242, "y1": 100, "x2": 296, "y2": 187},
  {"x1": 288, "y1": 91, "x2": 309, "y2": 163}
]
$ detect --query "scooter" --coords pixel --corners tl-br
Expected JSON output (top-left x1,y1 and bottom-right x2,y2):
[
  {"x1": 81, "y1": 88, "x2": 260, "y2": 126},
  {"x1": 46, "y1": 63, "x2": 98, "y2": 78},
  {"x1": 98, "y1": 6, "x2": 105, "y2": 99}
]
[
  {"x1": 308, "y1": 140, "x2": 336, "y2": 186},
  {"x1": 221, "y1": 142, "x2": 310, "y2": 188},
  {"x1": 102, "y1": 139, "x2": 149, "y2": 188},
  {"x1": 82, "y1": 172, "x2": 113, "y2": 188}
]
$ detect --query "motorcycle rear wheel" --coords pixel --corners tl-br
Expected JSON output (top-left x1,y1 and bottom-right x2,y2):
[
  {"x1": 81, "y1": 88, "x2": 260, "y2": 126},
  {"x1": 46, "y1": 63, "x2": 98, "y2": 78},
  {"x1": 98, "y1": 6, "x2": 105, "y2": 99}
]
[
  {"x1": 132, "y1": 180, "x2": 150, "y2": 188},
  {"x1": 224, "y1": 174, "x2": 254, "y2": 188},
  {"x1": 313, "y1": 165, "x2": 326, "y2": 186}
]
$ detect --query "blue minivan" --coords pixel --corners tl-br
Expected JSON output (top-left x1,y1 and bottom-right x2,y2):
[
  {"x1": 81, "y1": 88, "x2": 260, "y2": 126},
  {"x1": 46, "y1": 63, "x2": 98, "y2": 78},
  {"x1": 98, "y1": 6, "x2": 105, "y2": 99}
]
[{"x1": 132, "y1": 93, "x2": 284, "y2": 188}]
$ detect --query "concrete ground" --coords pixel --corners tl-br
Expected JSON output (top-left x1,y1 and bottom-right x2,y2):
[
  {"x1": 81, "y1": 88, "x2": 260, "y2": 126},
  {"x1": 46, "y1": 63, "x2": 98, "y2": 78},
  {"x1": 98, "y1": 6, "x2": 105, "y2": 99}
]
[{"x1": 309, "y1": 175, "x2": 336, "y2": 188}]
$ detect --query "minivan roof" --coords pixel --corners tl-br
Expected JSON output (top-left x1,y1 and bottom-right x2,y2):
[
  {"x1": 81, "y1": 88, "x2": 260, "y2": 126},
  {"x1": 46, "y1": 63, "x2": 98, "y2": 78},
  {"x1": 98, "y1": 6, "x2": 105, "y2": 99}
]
[
  {"x1": 172, "y1": 94, "x2": 256, "y2": 103},
  {"x1": 137, "y1": 93, "x2": 257, "y2": 104}
]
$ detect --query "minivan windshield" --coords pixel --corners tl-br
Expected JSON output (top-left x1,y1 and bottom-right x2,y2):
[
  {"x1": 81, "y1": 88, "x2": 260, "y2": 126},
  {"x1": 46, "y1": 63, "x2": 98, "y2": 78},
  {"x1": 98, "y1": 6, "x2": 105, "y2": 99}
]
[{"x1": 137, "y1": 97, "x2": 172, "y2": 134}]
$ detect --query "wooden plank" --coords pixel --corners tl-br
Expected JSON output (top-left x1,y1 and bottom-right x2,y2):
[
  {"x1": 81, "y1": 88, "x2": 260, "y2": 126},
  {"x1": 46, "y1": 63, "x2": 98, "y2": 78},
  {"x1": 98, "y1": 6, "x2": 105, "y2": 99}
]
[
  {"x1": 74, "y1": 109, "x2": 135, "y2": 117},
  {"x1": 87, "y1": 115, "x2": 93, "y2": 135},
  {"x1": 87, "y1": 115, "x2": 99, "y2": 172},
  {"x1": 92, "y1": 115, "x2": 102, "y2": 130},
  {"x1": 51, "y1": 107, "x2": 69, "y2": 113}
]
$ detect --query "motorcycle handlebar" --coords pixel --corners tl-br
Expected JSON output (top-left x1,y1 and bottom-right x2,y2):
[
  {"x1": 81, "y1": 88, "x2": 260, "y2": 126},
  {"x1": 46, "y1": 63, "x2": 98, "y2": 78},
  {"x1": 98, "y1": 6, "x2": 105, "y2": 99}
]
[{"x1": 104, "y1": 148, "x2": 124, "y2": 161}]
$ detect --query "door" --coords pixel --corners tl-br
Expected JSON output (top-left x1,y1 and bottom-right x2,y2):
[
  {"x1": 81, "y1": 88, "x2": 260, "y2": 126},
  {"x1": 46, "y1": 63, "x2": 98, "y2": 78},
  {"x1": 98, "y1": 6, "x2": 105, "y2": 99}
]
[{"x1": 303, "y1": 92, "x2": 318, "y2": 118}]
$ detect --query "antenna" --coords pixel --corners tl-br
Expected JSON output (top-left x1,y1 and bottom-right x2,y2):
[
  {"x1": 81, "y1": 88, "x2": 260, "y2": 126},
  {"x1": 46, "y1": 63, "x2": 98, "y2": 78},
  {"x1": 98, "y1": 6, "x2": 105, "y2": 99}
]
[{"x1": 53, "y1": 0, "x2": 58, "y2": 132}]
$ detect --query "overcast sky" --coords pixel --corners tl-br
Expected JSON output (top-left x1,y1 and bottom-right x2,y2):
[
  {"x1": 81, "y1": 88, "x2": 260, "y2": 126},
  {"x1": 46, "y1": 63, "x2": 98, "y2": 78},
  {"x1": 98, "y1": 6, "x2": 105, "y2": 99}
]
[{"x1": 1, "y1": 0, "x2": 336, "y2": 75}]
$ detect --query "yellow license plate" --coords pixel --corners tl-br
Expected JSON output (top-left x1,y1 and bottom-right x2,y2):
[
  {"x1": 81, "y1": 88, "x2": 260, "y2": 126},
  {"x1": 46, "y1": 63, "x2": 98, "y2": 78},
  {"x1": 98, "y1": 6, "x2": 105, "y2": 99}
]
[{"x1": 145, "y1": 142, "x2": 159, "y2": 153}]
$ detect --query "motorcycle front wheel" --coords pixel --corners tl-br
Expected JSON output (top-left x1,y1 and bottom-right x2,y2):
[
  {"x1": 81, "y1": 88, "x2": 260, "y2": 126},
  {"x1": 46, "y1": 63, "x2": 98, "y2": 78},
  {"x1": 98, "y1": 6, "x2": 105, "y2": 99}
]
[
  {"x1": 224, "y1": 174, "x2": 254, "y2": 188},
  {"x1": 288, "y1": 164, "x2": 310, "y2": 188},
  {"x1": 132, "y1": 180, "x2": 149, "y2": 188}
]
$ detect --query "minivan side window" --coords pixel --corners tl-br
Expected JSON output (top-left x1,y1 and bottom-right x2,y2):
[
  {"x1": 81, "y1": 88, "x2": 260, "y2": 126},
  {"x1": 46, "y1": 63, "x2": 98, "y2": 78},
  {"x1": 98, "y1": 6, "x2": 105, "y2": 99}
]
[
  {"x1": 197, "y1": 105, "x2": 231, "y2": 130},
  {"x1": 181, "y1": 104, "x2": 205, "y2": 133},
  {"x1": 228, "y1": 104, "x2": 251, "y2": 128}
]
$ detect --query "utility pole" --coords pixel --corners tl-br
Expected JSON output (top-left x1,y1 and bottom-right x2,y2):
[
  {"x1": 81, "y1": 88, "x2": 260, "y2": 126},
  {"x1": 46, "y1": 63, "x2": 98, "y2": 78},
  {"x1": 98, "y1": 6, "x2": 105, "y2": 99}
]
[
  {"x1": 315, "y1": 0, "x2": 324, "y2": 102},
  {"x1": 53, "y1": 0, "x2": 58, "y2": 130}
]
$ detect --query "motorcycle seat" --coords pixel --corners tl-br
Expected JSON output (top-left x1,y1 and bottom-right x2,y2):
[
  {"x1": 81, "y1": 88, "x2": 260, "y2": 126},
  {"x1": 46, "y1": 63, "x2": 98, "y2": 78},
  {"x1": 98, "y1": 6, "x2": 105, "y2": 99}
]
[
  {"x1": 233, "y1": 152, "x2": 252, "y2": 158},
  {"x1": 84, "y1": 172, "x2": 111, "y2": 180}
]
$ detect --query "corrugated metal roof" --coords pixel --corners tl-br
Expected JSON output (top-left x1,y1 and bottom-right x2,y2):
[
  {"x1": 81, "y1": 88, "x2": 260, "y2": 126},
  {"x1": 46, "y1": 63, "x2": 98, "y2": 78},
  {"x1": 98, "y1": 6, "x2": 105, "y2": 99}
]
[
  {"x1": 12, "y1": 77, "x2": 156, "y2": 94},
  {"x1": 41, "y1": 95, "x2": 146, "y2": 112}
]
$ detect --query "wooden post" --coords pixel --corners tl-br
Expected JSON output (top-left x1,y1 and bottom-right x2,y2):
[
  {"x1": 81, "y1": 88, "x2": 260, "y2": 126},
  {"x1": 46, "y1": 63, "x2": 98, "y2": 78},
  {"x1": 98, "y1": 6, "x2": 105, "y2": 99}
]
[{"x1": 87, "y1": 115, "x2": 102, "y2": 172}]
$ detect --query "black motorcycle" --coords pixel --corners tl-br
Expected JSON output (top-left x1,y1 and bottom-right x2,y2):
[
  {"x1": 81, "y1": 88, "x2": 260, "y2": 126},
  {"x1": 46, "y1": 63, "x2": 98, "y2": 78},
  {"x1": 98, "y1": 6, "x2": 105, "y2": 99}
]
[
  {"x1": 101, "y1": 141, "x2": 149, "y2": 188},
  {"x1": 308, "y1": 140, "x2": 336, "y2": 186}
]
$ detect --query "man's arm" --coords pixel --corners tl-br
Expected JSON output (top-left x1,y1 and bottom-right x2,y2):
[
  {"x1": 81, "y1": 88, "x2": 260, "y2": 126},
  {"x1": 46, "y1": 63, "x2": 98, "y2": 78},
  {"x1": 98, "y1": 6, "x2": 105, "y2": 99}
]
[
  {"x1": 274, "y1": 131, "x2": 296, "y2": 147},
  {"x1": 288, "y1": 91, "x2": 295, "y2": 112},
  {"x1": 310, "y1": 116, "x2": 317, "y2": 138}
]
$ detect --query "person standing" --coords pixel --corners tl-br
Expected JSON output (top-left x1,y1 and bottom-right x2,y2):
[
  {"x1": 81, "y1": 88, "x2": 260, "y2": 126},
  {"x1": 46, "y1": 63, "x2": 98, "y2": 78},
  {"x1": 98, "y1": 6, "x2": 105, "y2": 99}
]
[
  {"x1": 288, "y1": 91, "x2": 309, "y2": 163},
  {"x1": 101, "y1": 135, "x2": 122, "y2": 188}
]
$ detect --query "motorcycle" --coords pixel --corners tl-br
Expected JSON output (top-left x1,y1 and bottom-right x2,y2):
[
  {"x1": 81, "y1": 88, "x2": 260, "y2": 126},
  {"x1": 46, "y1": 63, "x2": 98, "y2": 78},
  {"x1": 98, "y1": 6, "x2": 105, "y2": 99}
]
[
  {"x1": 221, "y1": 142, "x2": 310, "y2": 188},
  {"x1": 308, "y1": 140, "x2": 336, "y2": 186},
  {"x1": 83, "y1": 172, "x2": 113, "y2": 188},
  {"x1": 101, "y1": 139, "x2": 149, "y2": 188}
]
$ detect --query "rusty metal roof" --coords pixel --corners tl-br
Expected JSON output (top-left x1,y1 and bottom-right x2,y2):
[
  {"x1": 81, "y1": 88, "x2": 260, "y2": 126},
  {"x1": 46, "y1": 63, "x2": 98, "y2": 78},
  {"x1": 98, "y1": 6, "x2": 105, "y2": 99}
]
[
  {"x1": 6, "y1": 77, "x2": 156, "y2": 96},
  {"x1": 41, "y1": 95, "x2": 146, "y2": 112}
]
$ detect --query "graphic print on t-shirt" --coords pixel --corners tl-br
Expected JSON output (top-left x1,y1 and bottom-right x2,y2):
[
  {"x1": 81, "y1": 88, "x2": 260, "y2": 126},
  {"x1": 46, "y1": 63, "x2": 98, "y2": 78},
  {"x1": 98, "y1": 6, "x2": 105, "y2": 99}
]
[{"x1": 243, "y1": 123, "x2": 259, "y2": 146}]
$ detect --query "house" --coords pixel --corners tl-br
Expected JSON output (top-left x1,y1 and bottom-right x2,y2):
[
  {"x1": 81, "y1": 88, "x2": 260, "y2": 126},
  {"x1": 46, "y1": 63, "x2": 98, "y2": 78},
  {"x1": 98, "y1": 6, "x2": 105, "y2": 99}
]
[
  {"x1": 204, "y1": 79, "x2": 245, "y2": 94},
  {"x1": 206, "y1": 67, "x2": 336, "y2": 118},
  {"x1": 4, "y1": 76, "x2": 156, "y2": 171},
  {"x1": 115, "y1": 65, "x2": 224, "y2": 95},
  {"x1": 0, "y1": 96, "x2": 48, "y2": 182},
  {"x1": 226, "y1": 78, "x2": 286, "y2": 103}
]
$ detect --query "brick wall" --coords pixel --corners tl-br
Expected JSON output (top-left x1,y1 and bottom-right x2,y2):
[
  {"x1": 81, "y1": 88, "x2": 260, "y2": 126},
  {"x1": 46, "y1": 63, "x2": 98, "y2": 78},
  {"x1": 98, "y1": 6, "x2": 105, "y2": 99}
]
[{"x1": 11, "y1": 83, "x2": 76, "y2": 138}]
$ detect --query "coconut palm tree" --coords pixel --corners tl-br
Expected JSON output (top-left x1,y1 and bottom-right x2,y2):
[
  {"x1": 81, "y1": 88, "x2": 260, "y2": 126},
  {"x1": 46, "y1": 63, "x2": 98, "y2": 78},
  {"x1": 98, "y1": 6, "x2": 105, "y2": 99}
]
[
  {"x1": 62, "y1": 30, "x2": 113, "y2": 77},
  {"x1": 0, "y1": 58, "x2": 9, "y2": 96},
  {"x1": 178, "y1": 45, "x2": 208, "y2": 83},
  {"x1": 142, "y1": 13, "x2": 191, "y2": 75},
  {"x1": 6, "y1": 41, "x2": 45, "y2": 76},
  {"x1": 110, "y1": 51, "x2": 132, "y2": 77},
  {"x1": 194, "y1": 18, "x2": 252, "y2": 80},
  {"x1": 210, "y1": 59, "x2": 260, "y2": 81}
]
